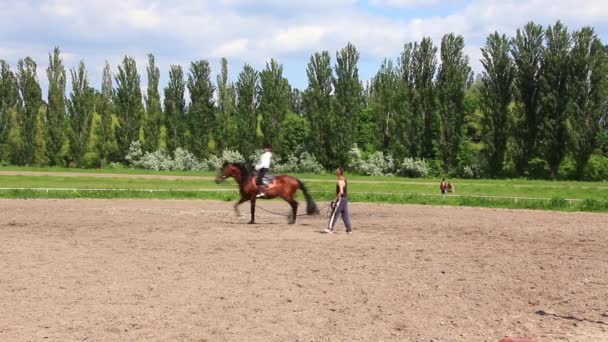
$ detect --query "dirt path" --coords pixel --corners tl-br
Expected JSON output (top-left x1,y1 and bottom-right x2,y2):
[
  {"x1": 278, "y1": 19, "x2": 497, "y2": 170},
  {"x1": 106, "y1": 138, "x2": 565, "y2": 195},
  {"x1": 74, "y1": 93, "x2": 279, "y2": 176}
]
[
  {"x1": 1, "y1": 199, "x2": 607, "y2": 341},
  {"x1": 0, "y1": 170, "x2": 214, "y2": 181}
]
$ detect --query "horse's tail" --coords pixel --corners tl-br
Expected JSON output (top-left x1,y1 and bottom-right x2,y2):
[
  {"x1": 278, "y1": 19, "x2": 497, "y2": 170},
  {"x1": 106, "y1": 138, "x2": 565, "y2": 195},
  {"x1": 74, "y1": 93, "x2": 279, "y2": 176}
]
[{"x1": 298, "y1": 180, "x2": 320, "y2": 215}]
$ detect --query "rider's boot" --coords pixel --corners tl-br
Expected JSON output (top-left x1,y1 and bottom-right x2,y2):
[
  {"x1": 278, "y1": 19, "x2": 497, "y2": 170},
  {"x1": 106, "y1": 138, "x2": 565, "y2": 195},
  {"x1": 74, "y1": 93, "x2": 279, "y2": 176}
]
[{"x1": 256, "y1": 185, "x2": 266, "y2": 198}]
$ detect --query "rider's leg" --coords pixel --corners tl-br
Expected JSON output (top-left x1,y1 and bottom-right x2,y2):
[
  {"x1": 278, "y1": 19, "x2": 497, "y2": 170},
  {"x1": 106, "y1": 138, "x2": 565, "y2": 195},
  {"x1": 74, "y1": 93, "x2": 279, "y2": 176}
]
[
  {"x1": 256, "y1": 168, "x2": 266, "y2": 186},
  {"x1": 256, "y1": 168, "x2": 268, "y2": 197}
]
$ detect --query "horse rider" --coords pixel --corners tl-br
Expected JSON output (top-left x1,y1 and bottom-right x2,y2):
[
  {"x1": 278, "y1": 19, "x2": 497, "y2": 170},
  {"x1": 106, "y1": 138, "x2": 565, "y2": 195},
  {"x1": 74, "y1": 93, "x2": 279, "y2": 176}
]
[{"x1": 255, "y1": 144, "x2": 273, "y2": 198}]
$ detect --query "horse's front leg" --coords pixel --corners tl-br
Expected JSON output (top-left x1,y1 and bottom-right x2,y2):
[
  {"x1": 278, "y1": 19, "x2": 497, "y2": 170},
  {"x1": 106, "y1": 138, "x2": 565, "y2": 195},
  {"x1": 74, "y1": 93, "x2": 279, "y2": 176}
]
[
  {"x1": 249, "y1": 198, "x2": 256, "y2": 224},
  {"x1": 234, "y1": 197, "x2": 248, "y2": 217}
]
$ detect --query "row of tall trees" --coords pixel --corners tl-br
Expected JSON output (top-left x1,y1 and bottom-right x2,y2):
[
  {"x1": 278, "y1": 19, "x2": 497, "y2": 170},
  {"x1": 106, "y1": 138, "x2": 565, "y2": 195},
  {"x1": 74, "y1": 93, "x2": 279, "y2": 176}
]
[
  {"x1": 0, "y1": 20, "x2": 606, "y2": 178},
  {"x1": 480, "y1": 22, "x2": 608, "y2": 178}
]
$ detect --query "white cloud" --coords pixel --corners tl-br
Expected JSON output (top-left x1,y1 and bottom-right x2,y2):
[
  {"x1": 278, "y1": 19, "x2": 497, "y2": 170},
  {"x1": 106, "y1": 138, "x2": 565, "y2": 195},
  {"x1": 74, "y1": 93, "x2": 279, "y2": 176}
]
[
  {"x1": 122, "y1": 4, "x2": 163, "y2": 30},
  {"x1": 267, "y1": 25, "x2": 329, "y2": 53},
  {"x1": 0, "y1": 47, "x2": 26, "y2": 60},
  {"x1": 212, "y1": 39, "x2": 250, "y2": 58},
  {"x1": 41, "y1": 0, "x2": 75, "y2": 16},
  {"x1": 217, "y1": 0, "x2": 357, "y2": 12},
  {"x1": 369, "y1": 0, "x2": 441, "y2": 8}
]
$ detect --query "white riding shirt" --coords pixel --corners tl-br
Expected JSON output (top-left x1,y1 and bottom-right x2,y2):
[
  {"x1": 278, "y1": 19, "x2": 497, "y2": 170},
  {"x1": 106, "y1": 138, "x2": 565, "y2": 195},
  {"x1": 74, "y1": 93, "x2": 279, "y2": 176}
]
[{"x1": 256, "y1": 151, "x2": 272, "y2": 170}]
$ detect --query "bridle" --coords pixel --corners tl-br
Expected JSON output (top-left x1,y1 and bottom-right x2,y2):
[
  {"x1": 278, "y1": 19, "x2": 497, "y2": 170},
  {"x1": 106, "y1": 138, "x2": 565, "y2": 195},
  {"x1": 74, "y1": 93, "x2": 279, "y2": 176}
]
[{"x1": 215, "y1": 164, "x2": 243, "y2": 184}]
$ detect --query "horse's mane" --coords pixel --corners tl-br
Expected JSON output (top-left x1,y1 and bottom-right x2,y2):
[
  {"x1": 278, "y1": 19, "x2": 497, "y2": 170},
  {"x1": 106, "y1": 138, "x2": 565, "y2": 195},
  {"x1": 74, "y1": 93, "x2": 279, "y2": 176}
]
[{"x1": 223, "y1": 161, "x2": 251, "y2": 180}]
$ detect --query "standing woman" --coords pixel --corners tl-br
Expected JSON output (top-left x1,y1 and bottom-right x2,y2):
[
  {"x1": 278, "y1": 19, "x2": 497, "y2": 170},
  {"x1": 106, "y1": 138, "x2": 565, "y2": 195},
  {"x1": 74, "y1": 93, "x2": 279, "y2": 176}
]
[{"x1": 325, "y1": 167, "x2": 353, "y2": 234}]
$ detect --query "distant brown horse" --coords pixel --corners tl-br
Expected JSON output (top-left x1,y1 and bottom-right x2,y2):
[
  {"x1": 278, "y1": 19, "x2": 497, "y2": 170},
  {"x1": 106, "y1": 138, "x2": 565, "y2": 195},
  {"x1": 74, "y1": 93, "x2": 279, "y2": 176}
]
[{"x1": 215, "y1": 162, "x2": 319, "y2": 224}]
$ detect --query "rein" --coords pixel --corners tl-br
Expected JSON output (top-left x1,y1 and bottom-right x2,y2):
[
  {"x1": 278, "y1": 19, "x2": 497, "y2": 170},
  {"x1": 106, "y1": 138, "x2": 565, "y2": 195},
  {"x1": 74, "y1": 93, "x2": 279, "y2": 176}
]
[{"x1": 255, "y1": 202, "x2": 331, "y2": 218}]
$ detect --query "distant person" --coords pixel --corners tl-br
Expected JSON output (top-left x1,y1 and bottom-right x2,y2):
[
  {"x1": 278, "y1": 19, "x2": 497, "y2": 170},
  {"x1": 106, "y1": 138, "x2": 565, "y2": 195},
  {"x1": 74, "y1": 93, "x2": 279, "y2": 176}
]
[
  {"x1": 447, "y1": 181, "x2": 455, "y2": 194},
  {"x1": 440, "y1": 178, "x2": 447, "y2": 195},
  {"x1": 325, "y1": 167, "x2": 353, "y2": 234}
]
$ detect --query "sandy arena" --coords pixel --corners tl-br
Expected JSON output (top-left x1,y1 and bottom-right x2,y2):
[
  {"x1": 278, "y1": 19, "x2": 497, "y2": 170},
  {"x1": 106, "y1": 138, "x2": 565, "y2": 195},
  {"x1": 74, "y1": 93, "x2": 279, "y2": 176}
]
[{"x1": 1, "y1": 199, "x2": 607, "y2": 341}]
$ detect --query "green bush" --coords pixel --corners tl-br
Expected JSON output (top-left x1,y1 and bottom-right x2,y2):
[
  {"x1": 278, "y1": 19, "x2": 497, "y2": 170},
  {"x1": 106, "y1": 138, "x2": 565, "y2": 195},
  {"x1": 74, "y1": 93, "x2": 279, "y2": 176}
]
[
  {"x1": 580, "y1": 199, "x2": 608, "y2": 212},
  {"x1": 548, "y1": 198, "x2": 569, "y2": 209},
  {"x1": 276, "y1": 112, "x2": 309, "y2": 158},
  {"x1": 399, "y1": 157, "x2": 429, "y2": 178},
  {"x1": 125, "y1": 141, "x2": 144, "y2": 166},
  {"x1": 201, "y1": 150, "x2": 246, "y2": 171},
  {"x1": 83, "y1": 152, "x2": 101, "y2": 168},
  {"x1": 274, "y1": 155, "x2": 299, "y2": 173},
  {"x1": 583, "y1": 155, "x2": 608, "y2": 181},
  {"x1": 557, "y1": 156, "x2": 576, "y2": 180},
  {"x1": 138, "y1": 148, "x2": 173, "y2": 171},
  {"x1": 273, "y1": 152, "x2": 324, "y2": 174},
  {"x1": 527, "y1": 157, "x2": 549, "y2": 179},
  {"x1": 297, "y1": 152, "x2": 324, "y2": 173},
  {"x1": 348, "y1": 145, "x2": 395, "y2": 176},
  {"x1": 173, "y1": 148, "x2": 199, "y2": 171},
  {"x1": 456, "y1": 141, "x2": 485, "y2": 179},
  {"x1": 107, "y1": 162, "x2": 124, "y2": 169},
  {"x1": 458, "y1": 164, "x2": 482, "y2": 179},
  {"x1": 427, "y1": 159, "x2": 443, "y2": 177}
]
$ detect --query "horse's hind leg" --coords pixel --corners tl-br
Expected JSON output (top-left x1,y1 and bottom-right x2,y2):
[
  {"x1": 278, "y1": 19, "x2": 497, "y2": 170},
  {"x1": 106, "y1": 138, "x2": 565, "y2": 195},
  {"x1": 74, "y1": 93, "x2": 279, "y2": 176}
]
[{"x1": 287, "y1": 199, "x2": 298, "y2": 224}]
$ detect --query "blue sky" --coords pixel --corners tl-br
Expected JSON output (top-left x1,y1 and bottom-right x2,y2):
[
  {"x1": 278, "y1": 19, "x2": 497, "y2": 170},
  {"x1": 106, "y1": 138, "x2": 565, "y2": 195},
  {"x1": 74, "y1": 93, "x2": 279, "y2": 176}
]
[{"x1": 1, "y1": 0, "x2": 607, "y2": 96}]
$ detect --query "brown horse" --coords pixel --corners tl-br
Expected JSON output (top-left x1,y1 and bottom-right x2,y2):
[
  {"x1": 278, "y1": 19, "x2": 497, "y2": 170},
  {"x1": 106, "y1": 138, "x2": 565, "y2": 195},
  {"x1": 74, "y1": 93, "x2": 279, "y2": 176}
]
[{"x1": 215, "y1": 162, "x2": 319, "y2": 224}]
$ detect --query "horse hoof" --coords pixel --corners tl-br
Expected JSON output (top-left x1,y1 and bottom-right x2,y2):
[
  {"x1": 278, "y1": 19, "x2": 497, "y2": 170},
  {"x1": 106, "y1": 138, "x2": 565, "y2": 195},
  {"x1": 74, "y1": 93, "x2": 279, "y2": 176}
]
[
  {"x1": 288, "y1": 221, "x2": 296, "y2": 225},
  {"x1": 248, "y1": 221, "x2": 255, "y2": 225}
]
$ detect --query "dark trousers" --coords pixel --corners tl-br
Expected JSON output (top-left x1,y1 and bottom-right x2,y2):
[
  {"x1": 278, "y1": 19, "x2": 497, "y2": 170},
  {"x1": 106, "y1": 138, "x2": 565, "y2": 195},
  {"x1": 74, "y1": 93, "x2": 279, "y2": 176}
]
[
  {"x1": 328, "y1": 197, "x2": 352, "y2": 232},
  {"x1": 257, "y1": 168, "x2": 268, "y2": 186}
]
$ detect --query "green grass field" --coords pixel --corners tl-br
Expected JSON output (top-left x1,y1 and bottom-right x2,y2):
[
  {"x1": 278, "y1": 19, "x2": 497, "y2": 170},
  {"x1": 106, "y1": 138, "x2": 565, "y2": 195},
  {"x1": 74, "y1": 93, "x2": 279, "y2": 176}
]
[{"x1": 1, "y1": 166, "x2": 607, "y2": 212}]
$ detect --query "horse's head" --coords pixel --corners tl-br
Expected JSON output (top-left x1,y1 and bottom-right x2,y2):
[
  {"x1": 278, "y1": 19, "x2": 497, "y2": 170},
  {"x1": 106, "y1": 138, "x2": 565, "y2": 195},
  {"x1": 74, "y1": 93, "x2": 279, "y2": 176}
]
[
  {"x1": 215, "y1": 162, "x2": 247, "y2": 184},
  {"x1": 215, "y1": 162, "x2": 233, "y2": 183}
]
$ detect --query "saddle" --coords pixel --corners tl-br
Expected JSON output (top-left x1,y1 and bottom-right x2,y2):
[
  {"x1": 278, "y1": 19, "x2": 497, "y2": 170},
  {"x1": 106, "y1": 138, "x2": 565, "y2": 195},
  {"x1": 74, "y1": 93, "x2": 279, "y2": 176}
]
[
  {"x1": 253, "y1": 174, "x2": 274, "y2": 186},
  {"x1": 262, "y1": 175, "x2": 273, "y2": 185}
]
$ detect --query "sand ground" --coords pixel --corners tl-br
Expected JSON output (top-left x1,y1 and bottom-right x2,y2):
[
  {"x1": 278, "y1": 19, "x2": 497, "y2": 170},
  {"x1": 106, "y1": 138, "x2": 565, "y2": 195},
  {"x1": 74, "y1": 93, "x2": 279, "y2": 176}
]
[{"x1": 1, "y1": 199, "x2": 607, "y2": 341}]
